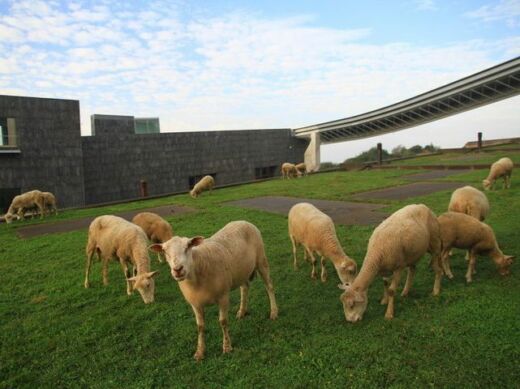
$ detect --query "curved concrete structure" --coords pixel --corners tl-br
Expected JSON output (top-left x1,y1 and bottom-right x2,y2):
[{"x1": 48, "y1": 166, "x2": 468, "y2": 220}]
[{"x1": 294, "y1": 57, "x2": 520, "y2": 170}]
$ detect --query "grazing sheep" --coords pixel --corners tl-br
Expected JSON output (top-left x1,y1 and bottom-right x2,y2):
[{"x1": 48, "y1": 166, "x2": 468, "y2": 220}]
[
  {"x1": 4, "y1": 190, "x2": 45, "y2": 223},
  {"x1": 437, "y1": 212, "x2": 514, "y2": 282},
  {"x1": 41, "y1": 192, "x2": 58, "y2": 216},
  {"x1": 338, "y1": 204, "x2": 443, "y2": 322},
  {"x1": 132, "y1": 212, "x2": 173, "y2": 262},
  {"x1": 288, "y1": 202, "x2": 357, "y2": 284},
  {"x1": 295, "y1": 162, "x2": 307, "y2": 177},
  {"x1": 190, "y1": 175, "x2": 215, "y2": 198},
  {"x1": 84, "y1": 215, "x2": 158, "y2": 304},
  {"x1": 281, "y1": 162, "x2": 298, "y2": 179},
  {"x1": 448, "y1": 186, "x2": 489, "y2": 221},
  {"x1": 483, "y1": 157, "x2": 513, "y2": 190},
  {"x1": 150, "y1": 220, "x2": 278, "y2": 361}
]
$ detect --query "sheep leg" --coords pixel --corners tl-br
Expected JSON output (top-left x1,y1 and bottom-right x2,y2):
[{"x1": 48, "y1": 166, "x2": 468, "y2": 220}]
[
  {"x1": 401, "y1": 266, "x2": 416, "y2": 297},
  {"x1": 236, "y1": 283, "x2": 249, "y2": 319},
  {"x1": 257, "y1": 259, "x2": 279, "y2": 320},
  {"x1": 84, "y1": 251, "x2": 95, "y2": 288},
  {"x1": 120, "y1": 260, "x2": 132, "y2": 295},
  {"x1": 320, "y1": 256, "x2": 327, "y2": 283},
  {"x1": 308, "y1": 250, "x2": 318, "y2": 280},
  {"x1": 218, "y1": 296, "x2": 233, "y2": 354},
  {"x1": 290, "y1": 235, "x2": 298, "y2": 270},
  {"x1": 465, "y1": 251, "x2": 477, "y2": 283},
  {"x1": 157, "y1": 252, "x2": 163, "y2": 263},
  {"x1": 441, "y1": 249, "x2": 454, "y2": 279},
  {"x1": 191, "y1": 305, "x2": 206, "y2": 361},
  {"x1": 102, "y1": 259, "x2": 109, "y2": 286},
  {"x1": 380, "y1": 277, "x2": 390, "y2": 305},
  {"x1": 431, "y1": 252, "x2": 444, "y2": 296},
  {"x1": 384, "y1": 270, "x2": 403, "y2": 320}
]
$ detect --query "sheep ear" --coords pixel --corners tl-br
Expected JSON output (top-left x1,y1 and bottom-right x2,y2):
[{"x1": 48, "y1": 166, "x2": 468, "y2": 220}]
[
  {"x1": 148, "y1": 243, "x2": 164, "y2": 253},
  {"x1": 127, "y1": 276, "x2": 137, "y2": 282},
  {"x1": 146, "y1": 271, "x2": 159, "y2": 278},
  {"x1": 337, "y1": 283, "x2": 350, "y2": 290},
  {"x1": 188, "y1": 236, "x2": 204, "y2": 248}
]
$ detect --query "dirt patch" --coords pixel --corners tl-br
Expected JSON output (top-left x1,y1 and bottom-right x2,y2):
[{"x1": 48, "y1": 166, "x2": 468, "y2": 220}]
[
  {"x1": 403, "y1": 169, "x2": 468, "y2": 181},
  {"x1": 352, "y1": 182, "x2": 466, "y2": 201},
  {"x1": 226, "y1": 196, "x2": 388, "y2": 226},
  {"x1": 16, "y1": 204, "x2": 195, "y2": 239}
]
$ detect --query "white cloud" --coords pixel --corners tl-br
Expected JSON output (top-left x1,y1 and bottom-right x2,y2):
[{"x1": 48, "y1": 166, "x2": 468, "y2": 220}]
[
  {"x1": 414, "y1": 0, "x2": 438, "y2": 11},
  {"x1": 466, "y1": 0, "x2": 520, "y2": 27}
]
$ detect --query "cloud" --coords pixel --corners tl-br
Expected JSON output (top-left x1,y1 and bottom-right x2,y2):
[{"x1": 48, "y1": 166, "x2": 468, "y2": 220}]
[
  {"x1": 466, "y1": 0, "x2": 520, "y2": 27},
  {"x1": 414, "y1": 0, "x2": 438, "y2": 11}
]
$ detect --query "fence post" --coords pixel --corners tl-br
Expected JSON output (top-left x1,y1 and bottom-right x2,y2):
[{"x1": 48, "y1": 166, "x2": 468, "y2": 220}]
[
  {"x1": 377, "y1": 143, "x2": 383, "y2": 166},
  {"x1": 477, "y1": 132, "x2": 482, "y2": 151}
]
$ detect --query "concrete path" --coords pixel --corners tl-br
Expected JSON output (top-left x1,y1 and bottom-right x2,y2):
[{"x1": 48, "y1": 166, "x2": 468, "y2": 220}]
[
  {"x1": 352, "y1": 181, "x2": 465, "y2": 201},
  {"x1": 15, "y1": 204, "x2": 194, "y2": 239},
  {"x1": 402, "y1": 169, "x2": 467, "y2": 181}
]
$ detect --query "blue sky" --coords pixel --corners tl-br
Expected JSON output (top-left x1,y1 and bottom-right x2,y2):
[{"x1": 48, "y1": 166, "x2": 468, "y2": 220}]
[{"x1": 0, "y1": 0, "x2": 519, "y2": 162}]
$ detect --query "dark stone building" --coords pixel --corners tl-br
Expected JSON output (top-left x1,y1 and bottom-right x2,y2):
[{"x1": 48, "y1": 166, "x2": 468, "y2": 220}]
[{"x1": 0, "y1": 95, "x2": 307, "y2": 210}]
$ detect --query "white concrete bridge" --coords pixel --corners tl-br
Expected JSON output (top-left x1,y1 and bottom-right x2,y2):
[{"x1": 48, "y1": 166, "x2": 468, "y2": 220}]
[{"x1": 294, "y1": 57, "x2": 520, "y2": 170}]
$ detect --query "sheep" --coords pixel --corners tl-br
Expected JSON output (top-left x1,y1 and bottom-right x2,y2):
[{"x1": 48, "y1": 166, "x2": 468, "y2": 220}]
[
  {"x1": 288, "y1": 202, "x2": 357, "y2": 284},
  {"x1": 483, "y1": 157, "x2": 513, "y2": 190},
  {"x1": 281, "y1": 162, "x2": 298, "y2": 179},
  {"x1": 295, "y1": 162, "x2": 307, "y2": 177},
  {"x1": 4, "y1": 190, "x2": 45, "y2": 223},
  {"x1": 132, "y1": 212, "x2": 173, "y2": 262},
  {"x1": 448, "y1": 186, "x2": 489, "y2": 221},
  {"x1": 84, "y1": 215, "x2": 158, "y2": 304},
  {"x1": 338, "y1": 204, "x2": 443, "y2": 322},
  {"x1": 149, "y1": 220, "x2": 278, "y2": 361},
  {"x1": 41, "y1": 192, "x2": 58, "y2": 216},
  {"x1": 437, "y1": 212, "x2": 514, "y2": 282},
  {"x1": 190, "y1": 175, "x2": 215, "y2": 198}
]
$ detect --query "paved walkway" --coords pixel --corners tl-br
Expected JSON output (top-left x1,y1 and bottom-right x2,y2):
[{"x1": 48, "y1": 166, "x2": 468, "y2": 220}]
[{"x1": 15, "y1": 204, "x2": 194, "y2": 239}]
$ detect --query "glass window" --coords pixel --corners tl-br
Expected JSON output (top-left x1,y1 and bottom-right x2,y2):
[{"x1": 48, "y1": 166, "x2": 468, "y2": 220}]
[{"x1": 0, "y1": 117, "x2": 16, "y2": 146}]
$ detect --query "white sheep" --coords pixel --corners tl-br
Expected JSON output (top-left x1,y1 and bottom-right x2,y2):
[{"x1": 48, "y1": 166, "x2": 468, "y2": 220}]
[
  {"x1": 190, "y1": 175, "x2": 215, "y2": 198},
  {"x1": 338, "y1": 204, "x2": 443, "y2": 322},
  {"x1": 84, "y1": 215, "x2": 158, "y2": 304},
  {"x1": 4, "y1": 190, "x2": 45, "y2": 223},
  {"x1": 149, "y1": 220, "x2": 278, "y2": 361},
  {"x1": 288, "y1": 202, "x2": 357, "y2": 284},
  {"x1": 483, "y1": 157, "x2": 513, "y2": 190},
  {"x1": 41, "y1": 191, "x2": 58, "y2": 216},
  {"x1": 295, "y1": 162, "x2": 307, "y2": 177},
  {"x1": 281, "y1": 162, "x2": 298, "y2": 179},
  {"x1": 132, "y1": 212, "x2": 173, "y2": 262},
  {"x1": 437, "y1": 212, "x2": 514, "y2": 282},
  {"x1": 448, "y1": 186, "x2": 489, "y2": 221}
]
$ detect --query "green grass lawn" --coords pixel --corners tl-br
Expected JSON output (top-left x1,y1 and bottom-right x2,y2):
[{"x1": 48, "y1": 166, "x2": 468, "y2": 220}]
[
  {"x1": 390, "y1": 149, "x2": 520, "y2": 166},
  {"x1": 1, "y1": 169, "x2": 519, "y2": 388}
]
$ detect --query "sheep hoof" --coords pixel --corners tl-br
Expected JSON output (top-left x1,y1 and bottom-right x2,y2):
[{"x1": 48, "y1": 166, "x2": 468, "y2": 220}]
[
  {"x1": 380, "y1": 298, "x2": 388, "y2": 305},
  {"x1": 194, "y1": 351, "x2": 205, "y2": 361},
  {"x1": 236, "y1": 310, "x2": 247, "y2": 319},
  {"x1": 222, "y1": 345, "x2": 233, "y2": 354},
  {"x1": 84, "y1": 281, "x2": 90, "y2": 288},
  {"x1": 465, "y1": 277, "x2": 473, "y2": 283},
  {"x1": 446, "y1": 272, "x2": 454, "y2": 280},
  {"x1": 270, "y1": 310, "x2": 279, "y2": 320},
  {"x1": 311, "y1": 273, "x2": 317, "y2": 280},
  {"x1": 321, "y1": 275, "x2": 327, "y2": 283},
  {"x1": 384, "y1": 313, "x2": 394, "y2": 320},
  {"x1": 400, "y1": 291, "x2": 408, "y2": 298}
]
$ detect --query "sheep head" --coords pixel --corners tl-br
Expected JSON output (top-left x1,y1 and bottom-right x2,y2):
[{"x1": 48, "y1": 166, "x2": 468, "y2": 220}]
[
  {"x1": 336, "y1": 257, "x2": 357, "y2": 284},
  {"x1": 338, "y1": 283, "x2": 367, "y2": 323},
  {"x1": 128, "y1": 271, "x2": 158, "y2": 304},
  {"x1": 149, "y1": 236, "x2": 204, "y2": 281},
  {"x1": 496, "y1": 255, "x2": 514, "y2": 276},
  {"x1": 482, "y1": 179, "x2": 493, "y2": 191}
]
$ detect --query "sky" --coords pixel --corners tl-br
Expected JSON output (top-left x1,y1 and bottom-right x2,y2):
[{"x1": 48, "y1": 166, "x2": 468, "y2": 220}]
[{"x1": 0, "y1": 0, "x2": 519, "y2": 162}]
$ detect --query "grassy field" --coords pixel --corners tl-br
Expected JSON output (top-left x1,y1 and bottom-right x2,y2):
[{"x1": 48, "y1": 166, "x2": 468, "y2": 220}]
[
  {"x1": 1, "y1": 168, "x2": 519, "y2": 388},
  {"x1": 389, "y1": 149, "x2": 520, "y2": 166}
]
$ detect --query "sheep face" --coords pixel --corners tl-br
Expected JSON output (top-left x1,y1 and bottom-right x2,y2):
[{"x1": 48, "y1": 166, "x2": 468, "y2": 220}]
[
  {"x1": 150, "y1": 236, "x2": 204, "y2": 281},
  {"x1": 337, "y1": 259, "x2": 357, "y2": 284},
  {"x1": 189, "y1": 190, "x2": 198, "y2": 199},
  {"x1": 128, "y1": 271, "x2": 158, "y2": 304},
  {"x1": 4, "y1": 213, "x2": 19, "y2": 224},
  {"x1": 338, "y1": 284, "x2": 367, "y2": 322},
  {"x1": 482, "y1": 179, "x2": 493, "y2": 191},
  {"x1": 496, "y1": 255, "x2": 514, "y2": 276}
]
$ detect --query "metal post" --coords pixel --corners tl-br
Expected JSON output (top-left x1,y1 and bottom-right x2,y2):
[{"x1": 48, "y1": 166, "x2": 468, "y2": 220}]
[
  {"x1": 477, "y1": 132, "x2": 482, "y2": 151},
  {"x1": 377, "y1": 143, "x2": 382, "y2": 166},
  {"x1": 140, "y1": 180, "x2": 148, "y2": 197}
]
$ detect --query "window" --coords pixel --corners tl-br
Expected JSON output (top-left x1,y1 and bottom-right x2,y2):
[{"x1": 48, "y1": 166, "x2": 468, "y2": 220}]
[
  {"x1": 189, "y1": 173, "x2": 216, "y2": 189},
  {"x1": 0, "y1": 117, "x2": 17, "y2": 147},
  {"x1": 135, "y1": 118, "x2": 160, "y2": 134},
  {"x1": 255, "y1": 166, "x2": 277, "y2": 179}
]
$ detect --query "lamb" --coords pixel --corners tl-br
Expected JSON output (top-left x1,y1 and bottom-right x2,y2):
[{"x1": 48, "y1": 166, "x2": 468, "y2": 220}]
[
  {"x1": 338, "y1": 204, "x2": 443, "y2": 322},
  {"x1": 288, "y1": 202, "x2": 357, "y2": 284},
  {"x1": 4, "y1": 190, "x2": 45, "y2": 223},
  {"x1": 190, "y1": 175, "x2": 215, "y2": 198},
  {"x1": 448, "y1": 186, "x2": 489, "y2": 221},
  {"x1": 482, "y1": 157, "x2": 513, "y2": 190},
  {"x1": 41, "y1": 192, "x2": 58, "y2": 216},
  {"x1": 437, "y1": 212, "x2": 513, "y2": 282},
  {"x1": 281, "y1": 162, "x2": 298, "y2": 179},
  {"x1": 149, "y1": 220, "x2": 278, "y2": 361},
  {"x1": 132, "y1": 212, "x2": 173, "y2": 262},
  {"x1": 295, "y1": 162, "x2": 307, "y2": 177},
  {"x1": 84, "y1": 215, "x2": 158, "y2": 304}
]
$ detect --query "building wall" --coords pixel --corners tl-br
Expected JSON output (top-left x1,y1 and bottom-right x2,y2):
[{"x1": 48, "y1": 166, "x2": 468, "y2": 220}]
[
  {"x1": 0, "y1": 95, "x2": 85, "y2": 209},
  {"x1": 82, "y1": 118, "x2": 308, "y2": 204}
]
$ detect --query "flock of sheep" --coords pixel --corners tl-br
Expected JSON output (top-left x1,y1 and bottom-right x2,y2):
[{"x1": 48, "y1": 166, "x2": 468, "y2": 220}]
[{"x1": 2, "y1": 156, "x2": 514, "y2": 361}]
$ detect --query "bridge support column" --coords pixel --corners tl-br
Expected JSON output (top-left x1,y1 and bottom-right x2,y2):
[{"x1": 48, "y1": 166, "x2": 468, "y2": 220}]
[{"x1": 304, "y1": 131, "x2": 321, "y2": 172}]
